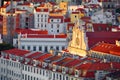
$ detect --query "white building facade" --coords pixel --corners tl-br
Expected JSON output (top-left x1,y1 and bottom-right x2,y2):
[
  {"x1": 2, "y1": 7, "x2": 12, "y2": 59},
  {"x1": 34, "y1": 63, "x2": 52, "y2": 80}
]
[
  {"x1": 48, "y1": 15, "x2": 67, "y2": 34},
  {"x1": 13, "y1": 30, "x2": 68, "y2": 52},
  {"x1": 34, "y1": 8, "x2": 49, "y2": 30}
]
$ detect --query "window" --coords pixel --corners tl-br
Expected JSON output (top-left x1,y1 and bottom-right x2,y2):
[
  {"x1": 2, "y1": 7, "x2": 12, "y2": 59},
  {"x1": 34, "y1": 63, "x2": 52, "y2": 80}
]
[
  {"x1": 41, "y1": 19, "x2": 43, "y2": 22},
  {"x1": 53, "y1": 73, "x2": 55, "y2": 79},
  {"x1": 56, "y1": 46, "x2": 59, "y2": 51},
  {"x1": 45, "y1": 46, "x2": 48, "y2": 52},
  {"x1": 38, "y1": 15, "x2": 39, "y2": 17},
  {"x1": 27, "y1": 46, "x2": 30, "y2": 50},
  {"x1": 39, "y1": 69, "x2": 41, "y2": 74},
  {"x1": 45, "y1": 15, "x2": 47, "y2": 17},
  {"x1": 51, "y1": 30, "x2": 53, "y2": 32},
  {"x1": 28, "y1": 75, "x2": 30, "y2": 80},
  {"x1": 25, "y1": 65, "x2": 27, "y2": 71},
  {"x1": 22, "y1": 74, "x2": 24, "y2": 79},
  {"x1": 41, "y1": 15, "x2": 43, "y2": 17},
  {"x1": 62, "y1": 46, "x2": 65, "y2": 50},
  {"x1": 34, "y1": 68, "x2": 36, "y2": 73},
  {"x1": 43, "y1": 70, "x2": 45, "y2": 76},
  {"x1": 38, "y1": 24, "x2": 39, "y2": 27},
  {"x1": 57, "y1": 30, "x2": 59, "y2": 33},
  {"x1": 33, "y1": 46, "x2": 36, "y2": 51},
  {"x1": 45, "y1": 19, "x2": 47, "y2": 22},
  {"x1": 28, "y1": 66, "x2": 30, "y2": 72},
  {"x1": 60, "y1": 75, "x2": 61, "y2": 80},
  {"x1": 41, "y1": 24, "x2": 43, "y2": 27},
  {"x1": 22, "y1": 46, "x2": 25, "y2": 49},
  {"x1": 50, "y1": 46, "x2": 53, "y2": 49},
  {"x1": 66, "y1": 76, "x2": 68, "y2": 80},
  {"x1": 39, "y1": 46, "x2": 42, "y2": 51}
]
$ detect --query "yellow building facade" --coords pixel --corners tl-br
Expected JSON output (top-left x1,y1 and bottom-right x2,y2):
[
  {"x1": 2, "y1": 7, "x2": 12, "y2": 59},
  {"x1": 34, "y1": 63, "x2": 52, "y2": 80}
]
[
  {"x1": 68, "y1": 21, "x2": 88, "y2": 56},
  {"x1": 59, "y1": 2, "x2": 68, "y2": 15},
  {"x1": 70, "y1": 12, "x2": 85, "y2": 23}
]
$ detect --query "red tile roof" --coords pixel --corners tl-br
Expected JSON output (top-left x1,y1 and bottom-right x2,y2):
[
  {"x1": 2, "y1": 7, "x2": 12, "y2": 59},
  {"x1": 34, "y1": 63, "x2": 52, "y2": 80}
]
[
  {"x1": 45, "y1": 55, "x2": 61, "y2": 62},
  {"x1": 15, "y1": 28, "x2": 48, "y2": 34},
  {"x1": 76, "y1": 8, "x2": 86, "y2": 13},
  {"x1": 35, "y1": 8, "x2": 49, "y2": 12},
  {"x1": 72, "y1": 12, "x2": 79, "y2": 14},
  {"x1": 86, "y1": 32, "x2": 120, "y2": 48},
  {"x1": 48, "y1": 2, "x2": 57, "y2": 6},
  {"x1": 64, "y1": 18, "x2": 71, "y2": 22},
  {"x1": 53, "y1": 57, "x2": 73, "y2": 66},
  {"x1": 92, "y1": 23, "x2": 117, "y2": 32},
  {"x1": 64, "y1": 59, "x2": 82, "y2": 67},
  {"x1": 50, "y1": 9, "x2": 63, "y2": 13},
  {"x1": 67, "y1": 23, "x2": 75, "y2": 30},
  {"x1": 36, "y1": 53, "x2": 52, "y2": 61},
  {"x1": 81, "y1": 17, "x2": 91, "y2": 23},
  {"x1": 76, "y1": 62, "x2": 115, "y2": 71},
  {"x1": 26, "y1": 34, "x2": 67, "y2": 38},
  {"x1": 3, "y1": 48, "x2": 30, "y2": 56},
  {"x1": 39, "y1": 4, "x2": 45, "y2": 7},
  {"x1": 91, "y1": 42, "x2": 120, "y2": 56},
  {"x1": 26, "y1": 52, "x2": 42, "y2": 58},
  {"x1": 81, "y1": 71, "x2": 95, "y2": 78}
]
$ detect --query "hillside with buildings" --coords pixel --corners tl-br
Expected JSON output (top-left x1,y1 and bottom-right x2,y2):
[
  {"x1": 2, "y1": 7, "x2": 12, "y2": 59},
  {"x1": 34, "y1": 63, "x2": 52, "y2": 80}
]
[{"x1": 0, "y1": 0, "x2": 120, "y2": 80}]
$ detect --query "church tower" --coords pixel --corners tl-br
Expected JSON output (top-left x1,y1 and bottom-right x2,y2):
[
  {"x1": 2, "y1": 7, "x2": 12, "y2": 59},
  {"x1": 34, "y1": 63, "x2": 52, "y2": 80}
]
[{"x1": 68, "y1": 20, "x2": 88, "y2": 56}]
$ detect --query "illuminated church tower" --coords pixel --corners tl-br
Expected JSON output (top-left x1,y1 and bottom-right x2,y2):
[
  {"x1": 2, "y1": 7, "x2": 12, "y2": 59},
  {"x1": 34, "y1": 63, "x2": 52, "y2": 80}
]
[{"x1": 68, "y1": 20, "x2": 88, "y2": 56}]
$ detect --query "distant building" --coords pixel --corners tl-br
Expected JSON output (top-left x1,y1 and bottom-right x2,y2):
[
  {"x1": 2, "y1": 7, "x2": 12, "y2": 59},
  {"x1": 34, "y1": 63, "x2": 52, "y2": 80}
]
[
  {"x1": 88, "y1": 42, "x2": 120, "y2": 62},
  {"x1": 34, "y1": 8, "x2": 49, "y2": 30},
  {"x1": 13, "y1": 28, "x2": 68, "y2": 52},
  {"x1": 56, "y1": 0, "x2": 82, "y2": 5},
  {"x1": 15, "y1": 10, "x2": 34, "y2": 29},
  {"x1": 101, "y1": 0, "x2": 116, "y2": 14},
  {"x1": 91, "y1": 10, "x2": 116, "y2": 24}
]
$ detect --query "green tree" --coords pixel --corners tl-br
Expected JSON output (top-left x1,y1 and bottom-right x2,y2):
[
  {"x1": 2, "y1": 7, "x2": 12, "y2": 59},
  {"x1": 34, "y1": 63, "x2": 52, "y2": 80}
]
[{"x1": 0, "y1": 43, "x2": 14, "y2": 51}]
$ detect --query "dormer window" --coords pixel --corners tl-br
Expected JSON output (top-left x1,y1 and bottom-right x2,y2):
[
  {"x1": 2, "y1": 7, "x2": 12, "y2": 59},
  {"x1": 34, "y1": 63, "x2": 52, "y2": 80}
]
[
  {"x1": 98, "y1": 26, "x2": 102, "y2": 31},
  {"x1": 62, "y1": 67, "x2": 66, "y2": 74},
  {"x1": 75, "y1": 71, "x2": 78, "y2": 77},
  {"x1": 53, "y1": 65, "x2": 56, "y2": 71}
]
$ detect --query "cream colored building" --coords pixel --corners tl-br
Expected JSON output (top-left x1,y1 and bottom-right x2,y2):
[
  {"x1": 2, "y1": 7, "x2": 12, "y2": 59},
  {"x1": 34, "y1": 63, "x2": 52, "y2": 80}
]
[{"x1": 68, "y1": 21, "x2": 88, "y2": 56}]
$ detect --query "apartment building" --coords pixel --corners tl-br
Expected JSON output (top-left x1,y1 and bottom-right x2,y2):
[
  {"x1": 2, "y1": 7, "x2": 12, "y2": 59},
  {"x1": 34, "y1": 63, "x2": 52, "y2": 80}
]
[{"x1": 0, "y1": 48, "x2": 120, "y2": 80}]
